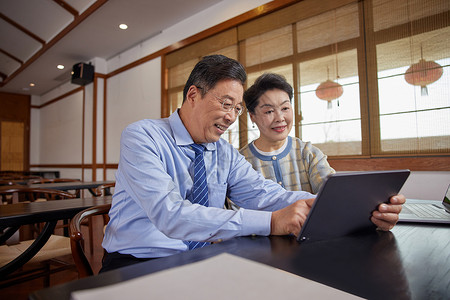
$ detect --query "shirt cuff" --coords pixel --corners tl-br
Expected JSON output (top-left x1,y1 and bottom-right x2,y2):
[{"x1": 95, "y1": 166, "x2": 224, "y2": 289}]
[{"x1": 240, "y1": 208, "x2": 272, "y2": 236}]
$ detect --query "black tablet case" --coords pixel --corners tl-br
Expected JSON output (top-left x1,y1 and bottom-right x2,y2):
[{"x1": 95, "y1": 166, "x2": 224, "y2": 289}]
[{"x1": 298, "y1": 170, "x2": 410, "y2": 243}]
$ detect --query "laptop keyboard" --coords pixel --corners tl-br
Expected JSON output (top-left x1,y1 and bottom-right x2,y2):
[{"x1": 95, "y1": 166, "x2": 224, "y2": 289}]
[{"x1": 404, "y1": 204, "x2": 449, "y2": 218}]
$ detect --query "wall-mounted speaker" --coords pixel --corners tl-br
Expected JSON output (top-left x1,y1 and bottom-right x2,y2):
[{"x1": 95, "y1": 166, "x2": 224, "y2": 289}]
[{"x1": 71, "y1": 62, "x2": 94, "y2": 86}]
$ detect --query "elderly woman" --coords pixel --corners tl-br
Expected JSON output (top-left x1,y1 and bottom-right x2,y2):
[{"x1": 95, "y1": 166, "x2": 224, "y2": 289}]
[{"x1": 239, "y1": 73, "x2": 335, "y2": 194}]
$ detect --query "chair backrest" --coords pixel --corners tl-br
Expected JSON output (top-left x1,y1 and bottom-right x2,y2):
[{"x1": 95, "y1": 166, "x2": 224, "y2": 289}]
[
  {"x1": 0, "y1": 173, "x2": 42, "y2": 181},
  {"x1": 28, "y1": 178, "x2": 82, "y2": 197},
  {"x1": 93, "y1": 182, "x2": 115, "y2": 196},
  {"x1": 0, "y1": 187, "x2": 77, "y2": 204},
  {"x1": 69, "y1": 204, "x2": 111, "y2": 278},
  {"x1": 0, "y1": 180, "x2": 14, "y2": 186}
]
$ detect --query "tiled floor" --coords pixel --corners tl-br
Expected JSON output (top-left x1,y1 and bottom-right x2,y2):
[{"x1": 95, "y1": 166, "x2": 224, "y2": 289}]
[{"x1": 0, "y1": 215, "x2": 105, "y2": 300}]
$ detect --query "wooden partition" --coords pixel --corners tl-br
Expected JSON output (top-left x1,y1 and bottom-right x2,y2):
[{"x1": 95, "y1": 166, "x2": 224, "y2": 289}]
[{"x1": 0, "y1": 92, "x2": 30, "y2": 171}]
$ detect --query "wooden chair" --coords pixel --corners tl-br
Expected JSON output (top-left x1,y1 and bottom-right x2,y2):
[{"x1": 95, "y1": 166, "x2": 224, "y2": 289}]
[
  {"x1": 0, "y1": 173, "x2": 42, "y2": 181},
  {"x1": 27, "y1": 178, "x2": 82, "y2": 197},
  {"x1": 70, "y1": 204, "x2": 111, "y2": 278},
  {"x1": 81, "y1": 182, "x2": 115, "y2": 254},
  {"x1": 0, "y1": 175, "x2": 42, "y2": 188},
  {"x1": 0, "y1": 186, "x2": 76, "y2": 206},
  {"x1": 0, "y1": 183, "x2": 18, "y2": 205},
  {"x1": 0, "y1": 179, "x2": 14, "y2": 187},
  {"x1": 0, "y1": 188, "x2": 77, "y2": 288},
  {"x1": 93, "y1": 182, "x2": 115, "y2": 197}
]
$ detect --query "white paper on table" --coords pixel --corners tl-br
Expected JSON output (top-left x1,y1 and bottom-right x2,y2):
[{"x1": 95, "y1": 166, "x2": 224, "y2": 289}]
[{"x1": 71, "y1": 253, "x2": 363, "y2": 300}]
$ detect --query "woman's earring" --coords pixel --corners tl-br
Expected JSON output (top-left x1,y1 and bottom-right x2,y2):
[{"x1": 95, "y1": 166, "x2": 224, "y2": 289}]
[{"x1": 252, "y1": 122, "x2": 255, "y2": 128}]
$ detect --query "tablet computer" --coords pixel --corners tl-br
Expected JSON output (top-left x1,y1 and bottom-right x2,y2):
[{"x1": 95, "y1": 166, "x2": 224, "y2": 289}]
[{"x1": 297, "y1": 170, "x2": 410, "y2": 243}]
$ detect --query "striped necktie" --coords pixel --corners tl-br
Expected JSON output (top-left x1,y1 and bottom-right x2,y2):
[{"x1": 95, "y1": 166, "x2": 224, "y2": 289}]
[
  {"x1": 187, "y1": 143, "x2": 209, "y2": 250},
  {"x1": 190, "y1": 143, "x2": 209, "y2": 207}
]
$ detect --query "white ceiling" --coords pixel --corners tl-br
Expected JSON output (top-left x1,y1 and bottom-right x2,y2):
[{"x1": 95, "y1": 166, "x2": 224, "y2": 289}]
[{"x1": 0, "y1": 0, "x2": 222, "y2": 96}]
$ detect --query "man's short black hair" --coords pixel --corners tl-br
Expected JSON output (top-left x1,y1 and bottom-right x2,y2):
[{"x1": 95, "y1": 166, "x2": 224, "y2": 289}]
[{"x1": 182, "y1": 55, "x2": 247, "y2": 102}]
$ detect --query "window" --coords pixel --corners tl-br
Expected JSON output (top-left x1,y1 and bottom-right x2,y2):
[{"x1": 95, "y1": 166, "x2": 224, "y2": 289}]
[
  {"x1": 164, "y1": 0, "x2": 450, "y2": 160},
  {"x1": 167, "y1": 58, "x2": 198, "y2": 113},
  {"x1": 299, "y1": 49, "x2": 361, "y2": 156},
  {"x1": 372, "y1": 0, "x2": 450, "y2": 154}
]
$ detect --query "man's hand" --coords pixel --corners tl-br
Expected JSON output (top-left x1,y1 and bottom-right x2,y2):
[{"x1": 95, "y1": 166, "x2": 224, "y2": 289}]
[
  {"x1": 371, "y1": 194, "x2": 406, "y2": 231},
  {"x1": 271, "y1": 198, "x2": 315, "y2": 236}
]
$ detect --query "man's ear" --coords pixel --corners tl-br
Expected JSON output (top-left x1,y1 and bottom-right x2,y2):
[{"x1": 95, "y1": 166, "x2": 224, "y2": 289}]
[{"x1": 186, "y1": 85, "x2": 200, "y2": 104}]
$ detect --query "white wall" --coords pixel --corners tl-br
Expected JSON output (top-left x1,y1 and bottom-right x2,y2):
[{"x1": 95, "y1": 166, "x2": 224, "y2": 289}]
[
  {"x1": 106, "y1": 58, "x2": 161, "y2": 164},
  {"x1": 39, "y1": 91, "x2": 83, "y2": 164},
  {"x1": 30, "y1": 97, "x2": 40, "y2": 165},
  {"x1": 94, "y1": 78, "x2": 104, "y2": 181}
]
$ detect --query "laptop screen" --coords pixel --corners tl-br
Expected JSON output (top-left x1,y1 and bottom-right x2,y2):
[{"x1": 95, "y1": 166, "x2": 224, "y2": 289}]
[{"x1": 443, "y1": 184, "x2": 450, "y2": 212}]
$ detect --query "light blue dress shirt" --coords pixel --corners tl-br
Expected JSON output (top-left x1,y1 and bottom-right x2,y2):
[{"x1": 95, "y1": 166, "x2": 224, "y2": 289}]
[{"x1": 102, "y1": 110, "x2": 314, "y2": 258}]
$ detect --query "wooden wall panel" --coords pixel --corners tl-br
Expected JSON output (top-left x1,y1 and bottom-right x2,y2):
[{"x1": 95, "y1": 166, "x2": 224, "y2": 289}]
[
  {"x1": 1, "y1": 121, "x2": 24, "y2": 171},
  {"x1": 0, "y1": 92, "x2": 30, "y2": 171}
]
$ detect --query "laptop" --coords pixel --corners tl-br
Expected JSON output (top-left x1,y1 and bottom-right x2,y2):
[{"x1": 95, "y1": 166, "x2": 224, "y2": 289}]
[
  {"x1": 398, "y1": 184, "x2": 450, "y2": 224},
  {"x1": 297, "y1": 169, "x2": 410, "y2": 243}
]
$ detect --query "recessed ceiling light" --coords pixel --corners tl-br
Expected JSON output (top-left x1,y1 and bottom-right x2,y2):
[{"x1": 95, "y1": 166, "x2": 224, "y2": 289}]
[
  {"x1": 119, "y1": 23, "x2": 128, "y2": 30},
  {"x1": 29, "y1": 83, "x2": 35, "y2": 87},
  {"x1": 57, "y1": 64, "x2": 65, "y2": 70}
]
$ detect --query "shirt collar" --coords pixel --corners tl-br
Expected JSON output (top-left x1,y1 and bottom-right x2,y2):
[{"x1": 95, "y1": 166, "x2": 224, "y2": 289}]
[
  {"x1": 248, "y1": 136, "x2": 292, "y2": 161},
  {"x1": 168, "y1": 109, "x2": 216, "y2": 151}
]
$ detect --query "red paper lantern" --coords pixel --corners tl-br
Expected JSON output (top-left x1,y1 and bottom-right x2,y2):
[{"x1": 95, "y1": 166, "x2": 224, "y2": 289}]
[
  {"x1": 404, "y1": 58, "x2": 443, "y2": 96},
  {"x1": 315, "y1": 79, "x2": 343, "y2": 109}
]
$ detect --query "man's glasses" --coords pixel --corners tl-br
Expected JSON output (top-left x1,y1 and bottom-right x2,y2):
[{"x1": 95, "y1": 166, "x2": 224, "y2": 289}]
[{"x1": 196, "y1": 86, "x2": 244, "y2": 116}]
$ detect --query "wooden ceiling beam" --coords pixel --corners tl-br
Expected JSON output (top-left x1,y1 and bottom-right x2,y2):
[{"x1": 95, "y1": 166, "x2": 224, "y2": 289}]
[
  {"x1": 0, "y1": 48, "x2": 23, "y2": 65},
  {"x1": 0, "y1": 12, "x2": 45, "y2": 44},
  {"x1": 53, "y1": 0, "x2": 79, "y2": 17}
]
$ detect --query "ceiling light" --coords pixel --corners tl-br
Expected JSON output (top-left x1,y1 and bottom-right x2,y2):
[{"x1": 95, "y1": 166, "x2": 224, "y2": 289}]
[
  {"x1": 57, "y1": 64, "x2": 65, "y2": 70},
  {"x1": 119, "y1": 23, "x2": 128, "y2": 30},
  {"x1": 29, "y1": 83, "x2": 35, "y2": 87}
]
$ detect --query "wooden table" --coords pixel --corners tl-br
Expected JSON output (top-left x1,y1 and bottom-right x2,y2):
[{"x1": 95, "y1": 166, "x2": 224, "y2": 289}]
[
  {"x1": 0, "y1": 181, "x2": 115, "y2": 196},
  {"x1": 28, "y1": 181, "x2": 115, "y2": 196},
  {"x1": 29, "y1": 222, "x2": 449, "y2": 300},
  {"x1": 0, "y1": 196, "x2": 112, "y2": 278}
]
